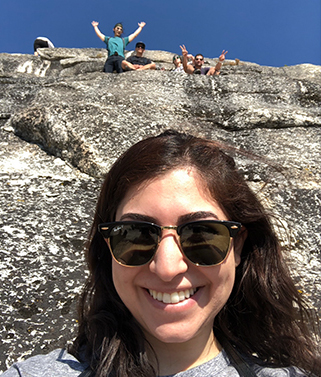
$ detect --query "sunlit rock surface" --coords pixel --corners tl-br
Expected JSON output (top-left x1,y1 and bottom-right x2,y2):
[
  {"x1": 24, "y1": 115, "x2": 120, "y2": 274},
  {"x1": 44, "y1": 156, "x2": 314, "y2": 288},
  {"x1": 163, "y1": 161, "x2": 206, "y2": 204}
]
[{"x1": 0, "y1": 48, "x2": 320, "y2": 371}]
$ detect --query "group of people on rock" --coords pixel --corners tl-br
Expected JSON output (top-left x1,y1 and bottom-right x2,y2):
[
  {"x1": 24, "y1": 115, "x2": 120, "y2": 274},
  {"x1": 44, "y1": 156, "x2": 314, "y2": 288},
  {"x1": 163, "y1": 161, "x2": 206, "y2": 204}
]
[
  {"x1": 91, "y1": 20, "x2": 228, "y2": 75},
  {"x1": 91, "y1": 20, "x2": 154, "y2": 73},
  {"x1": 34, "y1": 21, "x2": 228, "y2": 76}
]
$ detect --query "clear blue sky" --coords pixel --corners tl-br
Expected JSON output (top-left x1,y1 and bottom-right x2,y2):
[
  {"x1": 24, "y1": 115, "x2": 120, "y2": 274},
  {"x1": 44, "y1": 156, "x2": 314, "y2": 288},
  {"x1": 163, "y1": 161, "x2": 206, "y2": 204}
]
[{"x1": 1, "y1": 0, "x2": 320, "y2": 67}]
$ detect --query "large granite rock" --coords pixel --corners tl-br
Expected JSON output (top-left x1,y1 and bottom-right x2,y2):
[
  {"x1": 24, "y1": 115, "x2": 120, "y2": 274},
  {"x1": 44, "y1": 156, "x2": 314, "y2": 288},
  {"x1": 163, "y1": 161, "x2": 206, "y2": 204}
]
[{"x1": 0, "y1": 48, "x2": 320, "y2": 372}]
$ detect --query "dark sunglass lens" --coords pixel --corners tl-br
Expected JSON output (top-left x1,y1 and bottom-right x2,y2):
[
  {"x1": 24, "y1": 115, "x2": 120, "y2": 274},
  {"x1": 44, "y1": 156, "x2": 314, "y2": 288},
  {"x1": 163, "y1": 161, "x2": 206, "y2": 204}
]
[
  {"x1": 180, "y1": 222, "x2": 231, "y2": 266},
  {"x1": 109, "y1": 223, "x2": 158, "y2": 266}
]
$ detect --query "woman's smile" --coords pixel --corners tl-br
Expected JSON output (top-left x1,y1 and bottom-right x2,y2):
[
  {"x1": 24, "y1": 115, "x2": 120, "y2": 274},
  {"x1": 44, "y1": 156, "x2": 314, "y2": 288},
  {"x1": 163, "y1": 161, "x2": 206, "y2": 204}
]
[{"x1": 148, "y1": 287, "x2": 198, "y2": 304}]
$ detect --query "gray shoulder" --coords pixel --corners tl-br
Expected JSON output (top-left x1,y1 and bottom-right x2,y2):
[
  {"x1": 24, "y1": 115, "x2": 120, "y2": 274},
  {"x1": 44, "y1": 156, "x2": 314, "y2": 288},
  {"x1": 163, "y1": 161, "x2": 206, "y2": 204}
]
[
  {"x1": 255, "y1": 364, "x2": 308, "y2": 377},
  {"x1": 1, "y1": 349, "x2": 87, "y2": 377}
]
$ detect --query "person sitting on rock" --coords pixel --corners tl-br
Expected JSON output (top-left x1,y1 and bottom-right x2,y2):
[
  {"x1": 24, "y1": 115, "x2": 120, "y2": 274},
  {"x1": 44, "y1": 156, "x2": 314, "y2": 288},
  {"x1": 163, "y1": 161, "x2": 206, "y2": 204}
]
[
  {"x1": 171, "y1": 55, "x2": 185, "y2": 72},
  {"x1": 171, "y1": 54, "x2": 194, "y2": 72},
  {"x1": 91, "y1": 21, "x2": 146, "y2": 73},
  {"x1": 180, "y1": 45, "x2": 227, "y2": 76},
  {"x1": 122, "y1": 42, "x2": 156, "y2": 71},
  {"x1": 33, "y1": 37, "x2": 54, "y2": 56}
]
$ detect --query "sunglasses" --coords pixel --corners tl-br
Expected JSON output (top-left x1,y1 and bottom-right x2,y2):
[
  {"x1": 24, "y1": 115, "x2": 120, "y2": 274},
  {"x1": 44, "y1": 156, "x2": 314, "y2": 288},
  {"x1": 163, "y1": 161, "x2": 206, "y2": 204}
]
[
  {"x1": 98, "y1": 220, "x2": 241, "y2": 267},
  {"x1": 136, "y1": 45, "x2": 145, "y2": 49},
  {"x1": 195, "y1": 58, "x2": 204, "y2": 61}
]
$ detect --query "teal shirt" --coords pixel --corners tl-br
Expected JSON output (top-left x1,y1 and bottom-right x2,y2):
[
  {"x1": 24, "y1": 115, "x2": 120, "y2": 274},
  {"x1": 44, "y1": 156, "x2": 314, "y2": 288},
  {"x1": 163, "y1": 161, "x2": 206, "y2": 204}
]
[{"x1": 104, "y1": 36, "x2": 129, "y2": 58}]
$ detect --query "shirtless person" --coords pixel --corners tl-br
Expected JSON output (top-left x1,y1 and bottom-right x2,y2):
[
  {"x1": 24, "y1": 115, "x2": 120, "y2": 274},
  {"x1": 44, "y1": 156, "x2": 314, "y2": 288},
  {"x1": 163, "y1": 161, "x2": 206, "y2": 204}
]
[{"x1": 180, "y1": 45, "x2": 228, "y2": 76}]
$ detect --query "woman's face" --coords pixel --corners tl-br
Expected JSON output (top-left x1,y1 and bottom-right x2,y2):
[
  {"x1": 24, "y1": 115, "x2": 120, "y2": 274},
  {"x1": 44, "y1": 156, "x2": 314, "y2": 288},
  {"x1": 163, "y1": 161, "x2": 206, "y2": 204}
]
[{"x1": 112, "y1": 168, "x2": 245, "y2": 348}]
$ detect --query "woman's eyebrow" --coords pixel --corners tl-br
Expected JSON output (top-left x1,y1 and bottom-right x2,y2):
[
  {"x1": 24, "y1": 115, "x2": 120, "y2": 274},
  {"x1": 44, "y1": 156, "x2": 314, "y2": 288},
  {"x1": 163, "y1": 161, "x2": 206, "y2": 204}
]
[
  {"x1": 119, "y1": 213, "x2": 157, "y2": 223},
  {"x1": 119, "y1": 211, "x2": 219, "y2": 224},
  {"x1": 178, "y1": 211, "x2": 219, "y2": 224}
]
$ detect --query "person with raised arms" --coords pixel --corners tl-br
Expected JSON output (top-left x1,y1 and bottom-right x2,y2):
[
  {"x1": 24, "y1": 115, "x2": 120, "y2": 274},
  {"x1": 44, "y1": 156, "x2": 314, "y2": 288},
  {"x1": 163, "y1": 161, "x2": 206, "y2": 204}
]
[
  {"x1": 180, "y1": 45, "x2": 228, "y2": 76},
  {"x1": 91, "y1": 20, "x2": 146, "y2": 73}
]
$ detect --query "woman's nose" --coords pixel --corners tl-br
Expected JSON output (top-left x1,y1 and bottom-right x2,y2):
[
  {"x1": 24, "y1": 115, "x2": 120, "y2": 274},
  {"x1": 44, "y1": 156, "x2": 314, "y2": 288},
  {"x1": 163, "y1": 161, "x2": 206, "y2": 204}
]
[{"x1": 148, "y1": 232, "x2": 189, "y2": 281}]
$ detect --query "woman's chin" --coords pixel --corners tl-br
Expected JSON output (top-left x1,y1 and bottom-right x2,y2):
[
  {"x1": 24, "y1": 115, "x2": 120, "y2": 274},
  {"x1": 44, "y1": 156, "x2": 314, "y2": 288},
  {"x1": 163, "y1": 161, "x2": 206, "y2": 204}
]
[{"x1": 144, "y1": 322, "x2": 209, "y2": 345}]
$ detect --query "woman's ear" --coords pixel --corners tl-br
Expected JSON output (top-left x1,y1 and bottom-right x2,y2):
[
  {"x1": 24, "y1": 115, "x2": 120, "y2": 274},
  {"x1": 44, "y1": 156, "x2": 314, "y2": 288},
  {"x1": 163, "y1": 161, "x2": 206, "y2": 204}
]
[{"x1": 234, "y1": 226, "x2": 247, "y2": 267}]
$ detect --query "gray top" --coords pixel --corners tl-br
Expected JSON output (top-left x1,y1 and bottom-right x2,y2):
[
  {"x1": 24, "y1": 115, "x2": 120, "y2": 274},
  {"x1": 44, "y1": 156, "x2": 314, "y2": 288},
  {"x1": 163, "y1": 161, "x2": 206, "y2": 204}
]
[
  {"x1": 1, "y1": 349, "x2": 86, "y2": 377},
  {"x1": 1, "y1": 348, "x2": 307, "y2": 377}
]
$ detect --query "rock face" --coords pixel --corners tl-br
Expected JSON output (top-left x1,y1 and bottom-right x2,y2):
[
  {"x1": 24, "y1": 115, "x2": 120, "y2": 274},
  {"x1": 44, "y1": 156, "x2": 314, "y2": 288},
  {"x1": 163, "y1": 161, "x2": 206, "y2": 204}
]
[{"x1": 0, "y1": 48, "x2": 320, "y2": 371}]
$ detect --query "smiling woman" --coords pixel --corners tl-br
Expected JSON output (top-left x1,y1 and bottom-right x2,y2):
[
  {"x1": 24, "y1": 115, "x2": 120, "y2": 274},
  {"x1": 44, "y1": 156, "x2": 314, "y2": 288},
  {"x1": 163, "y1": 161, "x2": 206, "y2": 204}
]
[{"x1": 2, "y1": 130, "x2": 321, "y2": 377}]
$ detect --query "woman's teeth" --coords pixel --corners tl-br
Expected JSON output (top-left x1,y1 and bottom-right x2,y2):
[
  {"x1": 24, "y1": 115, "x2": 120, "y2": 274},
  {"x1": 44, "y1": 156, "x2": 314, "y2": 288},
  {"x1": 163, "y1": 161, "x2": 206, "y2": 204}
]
[{"x1": 148, "y1": 288, "x2": 196, "y2": 304}]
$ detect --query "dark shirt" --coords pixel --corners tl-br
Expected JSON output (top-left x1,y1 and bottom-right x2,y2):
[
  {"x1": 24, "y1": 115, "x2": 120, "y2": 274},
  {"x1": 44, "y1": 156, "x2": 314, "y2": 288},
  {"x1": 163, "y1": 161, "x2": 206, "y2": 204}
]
[
  {"x1": 126, "y1": 55, "x2": 152, "y2": 66},
  {"x1": 193, "y1": 66, "x2": 211, "y2": 75}
]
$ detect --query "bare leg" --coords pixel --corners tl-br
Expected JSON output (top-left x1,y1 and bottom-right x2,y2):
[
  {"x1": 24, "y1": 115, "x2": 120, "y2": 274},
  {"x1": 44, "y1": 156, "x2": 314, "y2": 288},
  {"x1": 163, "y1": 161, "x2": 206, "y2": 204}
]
[{"x1": 121, "y1": 60, "x2": 136, "y2": 71}]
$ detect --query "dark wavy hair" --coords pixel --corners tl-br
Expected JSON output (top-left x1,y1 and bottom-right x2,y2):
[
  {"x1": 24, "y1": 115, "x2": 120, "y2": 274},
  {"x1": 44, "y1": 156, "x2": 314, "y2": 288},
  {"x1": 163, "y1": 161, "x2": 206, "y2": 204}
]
[{"x1": 70, "y1": 130, "x2": 321, "y2": 376}]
